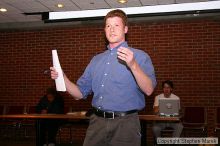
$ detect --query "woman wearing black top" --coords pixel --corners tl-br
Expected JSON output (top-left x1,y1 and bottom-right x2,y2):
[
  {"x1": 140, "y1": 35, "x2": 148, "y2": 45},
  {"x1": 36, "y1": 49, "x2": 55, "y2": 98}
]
[{"x1": 36, "y1": 87, "x2": 64, "y2": 146}]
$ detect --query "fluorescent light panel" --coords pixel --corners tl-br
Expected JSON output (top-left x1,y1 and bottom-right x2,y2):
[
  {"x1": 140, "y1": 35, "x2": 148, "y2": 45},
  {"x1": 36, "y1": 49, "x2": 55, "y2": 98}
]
[{"x1": 49, "y1": 1, "x2": 220, "y2": 20}]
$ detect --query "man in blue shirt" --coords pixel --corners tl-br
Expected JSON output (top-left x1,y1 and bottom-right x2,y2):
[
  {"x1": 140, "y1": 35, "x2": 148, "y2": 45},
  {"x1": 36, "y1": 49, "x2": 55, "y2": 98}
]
[{"x1": 51, "y1": 9, "x2": 156, "y2": 146}]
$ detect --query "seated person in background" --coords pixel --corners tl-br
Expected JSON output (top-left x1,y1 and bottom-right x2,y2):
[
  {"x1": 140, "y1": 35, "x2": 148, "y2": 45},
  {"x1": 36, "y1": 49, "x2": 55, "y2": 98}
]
[
  {"x1": 153, "y1": 80, "x2": 183, "y2": 143},
  {"x1": 36, "y1": 87, "x2": 64, "y2": 146}
]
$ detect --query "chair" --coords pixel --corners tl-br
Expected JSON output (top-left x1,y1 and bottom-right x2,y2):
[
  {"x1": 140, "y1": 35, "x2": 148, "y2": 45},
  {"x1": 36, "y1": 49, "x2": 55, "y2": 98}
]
[
  {"x1": 0, "y1": 105, "x2": 7, "y2": 138},
  {"x1": 6, "y1": 105, "x2": 26, "y2": 115},
  {"x1": 3, "y1": 105, "x2": 26, "y2": 139},
  {"x1": 5, "y1": 105, "x2": 26, "y2": 127},
  {"x1": 22, "y1": 106, "x2": 37, "y2": 138},
  {"x1": 214, "y1": 107, "x2": 220, "y2": 136},
  {"x1": 57, "y1": 106, "x2": 74, "y2": 144},
  {"x1": 182, "y1": 106, "x2": 207, "y2": 137},
  {"x1": 0, "y1": 105, "x2": 6, "y2": 115},
  {"x1": 161, "y1": 127, "x2": 175, "y2": 136},
  {"x1": 27, "y1": 105, "x2": 37, "y2": 114},
  {"x1": 153, "y1": 119, "x2": 184, "y2": 145}
]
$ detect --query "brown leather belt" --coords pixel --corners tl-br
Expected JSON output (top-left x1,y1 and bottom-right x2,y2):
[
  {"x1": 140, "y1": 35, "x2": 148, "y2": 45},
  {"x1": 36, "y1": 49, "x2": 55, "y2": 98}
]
[{"x1": 92, "y1": 107, "x2": 138, "y2": 119}]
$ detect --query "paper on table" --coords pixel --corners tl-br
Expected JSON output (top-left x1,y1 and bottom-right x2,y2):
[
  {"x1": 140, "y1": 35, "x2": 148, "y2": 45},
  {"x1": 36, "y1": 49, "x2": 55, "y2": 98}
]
[{"x1": 52, "y1": 50, "x2": 66, "y2": 91}]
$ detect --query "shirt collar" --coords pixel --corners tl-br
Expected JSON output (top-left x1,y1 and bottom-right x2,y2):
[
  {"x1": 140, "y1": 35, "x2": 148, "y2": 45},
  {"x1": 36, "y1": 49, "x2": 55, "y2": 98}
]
[{"x1": 107, "y1": 41, "x2": 129, "y2": 53}]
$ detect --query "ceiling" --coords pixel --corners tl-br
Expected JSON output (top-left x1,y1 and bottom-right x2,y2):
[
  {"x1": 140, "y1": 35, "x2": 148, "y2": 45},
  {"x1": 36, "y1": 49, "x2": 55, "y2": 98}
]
[{"x1": 0, "y1": 0, "x2": 219, "y2": 28}]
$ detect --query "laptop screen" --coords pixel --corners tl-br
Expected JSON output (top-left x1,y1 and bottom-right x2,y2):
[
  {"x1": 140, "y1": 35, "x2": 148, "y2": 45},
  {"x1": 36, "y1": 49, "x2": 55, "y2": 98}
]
[{"x1": 159, "y1": 98, "x2": 180, "y2": 116}]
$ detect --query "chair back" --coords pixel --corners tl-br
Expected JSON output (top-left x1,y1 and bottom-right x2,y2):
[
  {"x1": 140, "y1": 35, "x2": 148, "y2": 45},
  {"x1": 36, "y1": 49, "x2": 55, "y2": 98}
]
[
  {"x1": 27, "y1": 106, "x2": 37, "y2": 114},
  {"x1": 64, "y1": 106, "x2": 72, "y2": 114},
  {"x1": 6, "y1": 106, "x2": 26, "y2": 114},
  {"x1": 0, "y1": 105, "x2": 6, "y2": 115},
  {"x1": 216, "y1": 107, "x2": 220, "y2": 124},
  {"x1": 183, "y1": 106, "x2": 206, "y2": 124}
]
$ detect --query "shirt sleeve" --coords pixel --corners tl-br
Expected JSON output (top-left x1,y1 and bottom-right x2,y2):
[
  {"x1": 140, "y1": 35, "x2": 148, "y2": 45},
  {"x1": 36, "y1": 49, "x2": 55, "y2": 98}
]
[
  {"x1": 76, "y1": 57, "x2": 94, "y2": 99},
  {"x1": 136, "y1": 50, "x2": 157, "y2": 88}
]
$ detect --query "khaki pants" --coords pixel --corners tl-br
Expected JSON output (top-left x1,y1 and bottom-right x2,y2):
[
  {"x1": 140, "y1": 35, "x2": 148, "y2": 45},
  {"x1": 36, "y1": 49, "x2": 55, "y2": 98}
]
[
  {"x1": 83, "y1": 113, "x2": 141, "y2": 146},
  {"x1": 153, "y1": 122, "x2": 183, "y2": 138}
]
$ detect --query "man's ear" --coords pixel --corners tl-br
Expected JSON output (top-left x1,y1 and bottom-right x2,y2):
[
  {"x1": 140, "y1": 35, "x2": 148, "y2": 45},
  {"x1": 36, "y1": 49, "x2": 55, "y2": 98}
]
[{"x1": 124, "y1": 26, "x2": 128, "y2": 34}]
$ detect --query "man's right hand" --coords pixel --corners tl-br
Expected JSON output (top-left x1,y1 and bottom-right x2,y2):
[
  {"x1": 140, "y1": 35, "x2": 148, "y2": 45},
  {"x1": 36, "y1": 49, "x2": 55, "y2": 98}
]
[
  {"x1": 50, "y1": 67, "x2": 58, "y2": 80},
  {"x1": 153, "y1": 106, "x2": 159, "y2": 114},
  {"x1": 50, "y1": 66, "x2": 83, "y2": 100}
]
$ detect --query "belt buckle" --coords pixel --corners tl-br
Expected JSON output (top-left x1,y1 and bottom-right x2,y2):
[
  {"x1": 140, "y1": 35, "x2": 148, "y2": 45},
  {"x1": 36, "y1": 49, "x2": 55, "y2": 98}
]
[{"x1": 104, "y1": 111, "x2": 115, "y2": 119}]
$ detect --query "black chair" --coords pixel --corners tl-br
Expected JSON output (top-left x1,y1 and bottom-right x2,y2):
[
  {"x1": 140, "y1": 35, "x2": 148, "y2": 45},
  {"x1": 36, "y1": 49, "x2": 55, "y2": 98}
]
[
  {"x1": 182, "y1": 106, "x2": 207, "y2": 137},
  {"x1": 27, "y1": 105, "x2": 37, "y2": 114},
  {"x1": 4, "y1": 105, "x2": 26, "y2": 139},
  {"x1": 22, "y1": 106, "x2": 36, "y2": 139},
  {"x1": 161, "y1": 127, "x2": 175, "y2": 136},
  {"x1": 214, "y1": 107, "x2": 220, "y2": 137},
  {"x1": 57, "y1": 106, "x2": 74, "y2": 144},
  {"x1": 0, "y1": 105, "x2": 7, "y2": 138},
  {"x1": 0, "y1": 105, "x2": 6, "y2": 115}
]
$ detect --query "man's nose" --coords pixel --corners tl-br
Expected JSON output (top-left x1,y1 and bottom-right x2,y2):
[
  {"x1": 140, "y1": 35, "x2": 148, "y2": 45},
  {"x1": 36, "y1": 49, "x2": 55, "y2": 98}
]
[{"x1": 110, "y1": 26, "x2": 115, "y2": 32}]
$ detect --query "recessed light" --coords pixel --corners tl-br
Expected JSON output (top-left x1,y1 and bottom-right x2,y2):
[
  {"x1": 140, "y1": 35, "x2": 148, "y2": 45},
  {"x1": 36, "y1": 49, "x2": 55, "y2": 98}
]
[
  {"x1": 57, "y1": 4, "x2": 64, "y2": 8},
  {"x1": 117, "y1": 0, "x2": 127, "y2": 4},
  {"x1": 0, "y1": 8, "x2": 7, "y2": 12}
]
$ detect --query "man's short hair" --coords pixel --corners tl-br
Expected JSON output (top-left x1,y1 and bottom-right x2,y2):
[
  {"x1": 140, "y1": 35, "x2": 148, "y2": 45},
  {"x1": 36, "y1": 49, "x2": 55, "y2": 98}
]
[
  {"x1": 162, "y1": 80, "x2": 174, "y2": 89},
  {"x1": 104, "y1": 9, "x2": 128, "y2": 26}
]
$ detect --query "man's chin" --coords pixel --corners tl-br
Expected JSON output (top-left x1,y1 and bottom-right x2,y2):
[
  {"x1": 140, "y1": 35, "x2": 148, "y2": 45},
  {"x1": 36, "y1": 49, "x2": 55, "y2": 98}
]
[{"x1": 108, "y1": 38, "x2": 117, "y2": 42}]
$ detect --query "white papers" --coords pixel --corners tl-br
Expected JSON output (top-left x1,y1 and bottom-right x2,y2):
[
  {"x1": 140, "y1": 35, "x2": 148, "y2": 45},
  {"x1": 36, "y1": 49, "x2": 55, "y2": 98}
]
[{"x1": 52, "y1": 50, "x2": 66, "y2": 91}]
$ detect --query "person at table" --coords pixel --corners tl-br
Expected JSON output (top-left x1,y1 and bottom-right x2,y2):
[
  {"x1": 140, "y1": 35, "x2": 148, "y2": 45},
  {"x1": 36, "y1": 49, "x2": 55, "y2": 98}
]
[
  {"x1": 36, "y1": 87, "x2": 64, "y2": 146},
  {"x1": 153, "y1": 80, "x2": 183, "y2": 143},
  {"x1": 50, "y1": 9, "x2": 156, "y2": 146}
]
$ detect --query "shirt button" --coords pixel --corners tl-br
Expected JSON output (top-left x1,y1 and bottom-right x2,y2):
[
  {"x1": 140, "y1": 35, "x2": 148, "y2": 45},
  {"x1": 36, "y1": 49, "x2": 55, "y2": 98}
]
[
  {"x1": 101, "y1": 84, "x2": 104, "y2": 87},
  {"x1": 104, "y1": 73, "x2": 107, "y2": 76},
  {"x1": 107, "y1": 62, "x2": 110, "y2": 65},
  {"x1": 98, "y1": 106, "x2": 101, "y2": 109},
  {"x1": 100, "y1": 96, "x2": 103, "y2": 99}
]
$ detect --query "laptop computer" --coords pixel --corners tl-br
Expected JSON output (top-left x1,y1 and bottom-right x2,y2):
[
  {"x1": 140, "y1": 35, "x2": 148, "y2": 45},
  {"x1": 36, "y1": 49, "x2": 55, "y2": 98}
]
[{"x1": 158, "y1": 98, "x2": 180, "y2": 117}]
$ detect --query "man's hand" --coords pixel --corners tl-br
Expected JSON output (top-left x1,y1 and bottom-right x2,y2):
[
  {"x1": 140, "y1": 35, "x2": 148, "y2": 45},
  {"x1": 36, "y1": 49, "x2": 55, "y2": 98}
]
[
  {"x1": 117, "y1": 46, "x2": 154, "y2": 96},
  {"x1": 154, "y1": 106, "x2": 159, "y2": 114},
  {"x1": 50, "y1": 67, "x2": 58, "y2": 80},
  {"x1": 50, "y1": 67, "x2": 83, "y2": 100},
  {"x1": 117, "y1": 47, "x2": 136, "y2": 68}
]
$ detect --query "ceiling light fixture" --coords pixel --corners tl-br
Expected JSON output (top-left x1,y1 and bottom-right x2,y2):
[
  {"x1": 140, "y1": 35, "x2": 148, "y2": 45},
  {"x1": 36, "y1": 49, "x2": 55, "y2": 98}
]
[
  {"x1": 0, "y1": 8, "x2": 7, "y2": 12},
  {"x1": 118, "y1": 0, "x2": 127, "y2": 4},
  {"x1": 57, "y1": 4, "x2": 64, "y2": 8},
  {"x1": 47, "y1": 1, "x2": 220, "y2": 21}
]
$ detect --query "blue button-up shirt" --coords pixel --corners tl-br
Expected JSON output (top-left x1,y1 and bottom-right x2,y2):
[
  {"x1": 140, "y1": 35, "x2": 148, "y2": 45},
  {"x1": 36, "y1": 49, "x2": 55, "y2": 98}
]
[{"x1": 77, "y1": 41, "x2": 156, "y2": 112}]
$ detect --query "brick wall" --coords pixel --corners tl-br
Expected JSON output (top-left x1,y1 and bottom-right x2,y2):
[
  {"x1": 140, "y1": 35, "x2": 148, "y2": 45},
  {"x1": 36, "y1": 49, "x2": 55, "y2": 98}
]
[{"x1": 0, "y1": 18, "x2": 220, "y2": 141}]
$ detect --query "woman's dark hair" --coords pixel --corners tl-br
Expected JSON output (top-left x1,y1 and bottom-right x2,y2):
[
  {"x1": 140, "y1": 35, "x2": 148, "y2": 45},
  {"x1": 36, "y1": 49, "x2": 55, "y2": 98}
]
[
  {"x1": 162, "y1": 80, "x2": 174, "y2": 89},
  {"x1": 46, "y1": 87, "x2": 58, "y2": 96}
]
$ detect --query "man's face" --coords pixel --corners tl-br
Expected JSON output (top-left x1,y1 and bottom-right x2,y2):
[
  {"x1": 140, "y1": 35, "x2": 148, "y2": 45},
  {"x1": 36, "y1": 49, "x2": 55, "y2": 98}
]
[
  {"x1": 105, "y1": 16, "x2": 128, "y2": 47},
  {"x1": 163, "y1": 83, "x2": 172, "y2": 97}
]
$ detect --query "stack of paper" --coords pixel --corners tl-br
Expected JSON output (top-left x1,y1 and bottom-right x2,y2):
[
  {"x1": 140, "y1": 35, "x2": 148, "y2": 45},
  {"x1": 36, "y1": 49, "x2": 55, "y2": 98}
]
[{"x1": 52, "y1": 50, "x2": 66, "y2": 91}]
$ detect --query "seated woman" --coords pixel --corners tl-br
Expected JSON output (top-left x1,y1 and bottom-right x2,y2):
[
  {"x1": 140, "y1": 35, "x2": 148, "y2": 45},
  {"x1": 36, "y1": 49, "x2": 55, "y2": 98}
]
[{"x1": 36, "y1": 87, "x2": 64, "y2": 146}]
